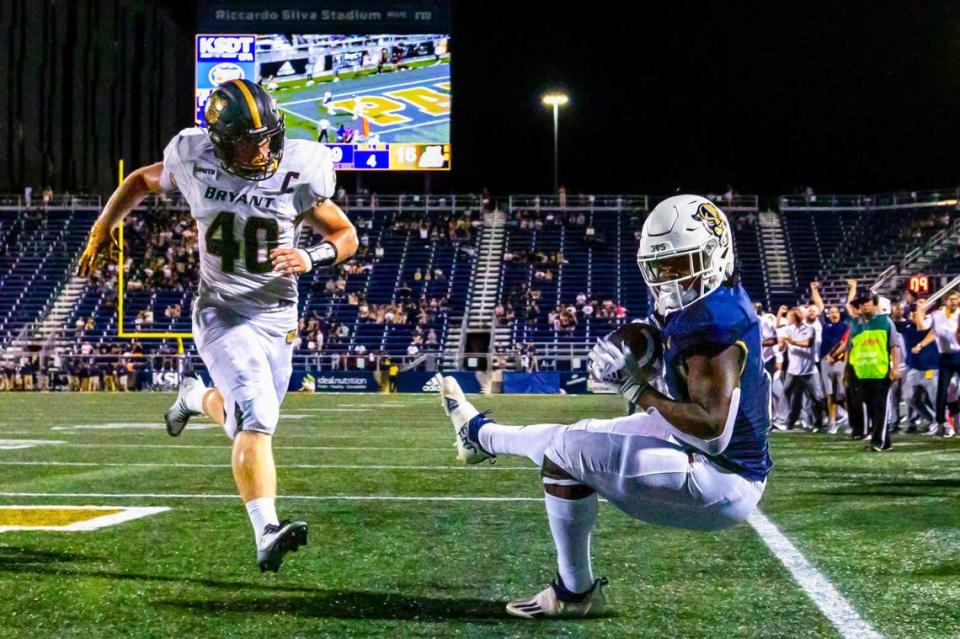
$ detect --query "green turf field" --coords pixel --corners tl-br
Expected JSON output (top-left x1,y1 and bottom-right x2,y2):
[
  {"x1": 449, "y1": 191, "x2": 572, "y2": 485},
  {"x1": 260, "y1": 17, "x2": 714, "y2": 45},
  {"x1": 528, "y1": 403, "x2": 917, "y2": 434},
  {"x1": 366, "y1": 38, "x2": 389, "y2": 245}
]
[{"x1": 0, "y1": 392, "x2": 956, "y2": 638}]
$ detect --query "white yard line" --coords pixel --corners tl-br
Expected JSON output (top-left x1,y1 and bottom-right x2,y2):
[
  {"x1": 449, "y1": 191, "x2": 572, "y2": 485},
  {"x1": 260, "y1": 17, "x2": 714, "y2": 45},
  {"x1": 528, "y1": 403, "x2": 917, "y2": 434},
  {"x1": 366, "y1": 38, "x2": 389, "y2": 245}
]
[
  {"x1": 748, "y1": 511, "x2": 883, "y2": 639},
  {"x1": 0, "y1": 460, "x2": 533, "y2": 472},
  {"x1": 0, "y1": 492, "x2": 543, "y2": 502},
  {"x1": 39, "y1": 443, "x2": 454, "y2": 451},
  {"x1": 373, "y1": 119, "x2": 449, "y2": 135},
  {"x1": 279, "y1": 73, "x2": 449, "y2": 107},
  {"x1": 0, "y1": 439, "x2": 65, "y2": 450}
]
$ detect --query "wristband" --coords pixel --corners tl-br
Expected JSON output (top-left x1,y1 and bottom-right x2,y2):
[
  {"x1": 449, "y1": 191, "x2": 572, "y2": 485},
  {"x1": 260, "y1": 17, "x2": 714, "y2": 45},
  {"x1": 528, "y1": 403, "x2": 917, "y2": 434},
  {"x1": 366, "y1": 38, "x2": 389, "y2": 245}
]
[{"x1": 299, "y1": 242, "x2": 337, "y2": 272}]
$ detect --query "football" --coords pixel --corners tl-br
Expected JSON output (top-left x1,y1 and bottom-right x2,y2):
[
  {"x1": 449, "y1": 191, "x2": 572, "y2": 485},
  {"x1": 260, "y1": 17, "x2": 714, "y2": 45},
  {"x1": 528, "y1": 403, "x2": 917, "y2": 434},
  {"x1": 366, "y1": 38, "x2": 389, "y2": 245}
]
[{"x1": 607, "y1": 321, "x2": 664, "y2": 380}]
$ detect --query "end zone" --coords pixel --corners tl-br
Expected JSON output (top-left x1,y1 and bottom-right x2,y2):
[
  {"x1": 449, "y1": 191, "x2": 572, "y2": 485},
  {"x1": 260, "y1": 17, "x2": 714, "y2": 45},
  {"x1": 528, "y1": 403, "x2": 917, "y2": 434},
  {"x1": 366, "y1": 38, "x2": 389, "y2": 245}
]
[{"x1": 0, "y1": 505, "x2": 169, "y2": 532}]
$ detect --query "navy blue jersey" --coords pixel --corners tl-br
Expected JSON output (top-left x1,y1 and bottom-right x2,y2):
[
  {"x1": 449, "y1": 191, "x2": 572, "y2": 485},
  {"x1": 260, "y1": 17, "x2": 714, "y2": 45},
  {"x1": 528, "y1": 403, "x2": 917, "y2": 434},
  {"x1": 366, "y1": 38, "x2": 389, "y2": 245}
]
[
  {"x1": 900, "y1": 320, "x2": 938, "y2": 370},
  {"x1": 661, "y1": 284, "x2": 772, "y2": 481},
  {"x1": 819, "y1": 312, "x2": 849, "y2": 360}
]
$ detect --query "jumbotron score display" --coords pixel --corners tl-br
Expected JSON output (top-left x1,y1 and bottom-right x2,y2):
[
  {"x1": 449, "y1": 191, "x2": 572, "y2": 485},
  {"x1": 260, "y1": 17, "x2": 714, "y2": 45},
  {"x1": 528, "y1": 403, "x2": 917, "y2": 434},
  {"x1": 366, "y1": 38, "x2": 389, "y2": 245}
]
[{"x1": 196, "y1": 33, "x2": 451, "y2": 171}]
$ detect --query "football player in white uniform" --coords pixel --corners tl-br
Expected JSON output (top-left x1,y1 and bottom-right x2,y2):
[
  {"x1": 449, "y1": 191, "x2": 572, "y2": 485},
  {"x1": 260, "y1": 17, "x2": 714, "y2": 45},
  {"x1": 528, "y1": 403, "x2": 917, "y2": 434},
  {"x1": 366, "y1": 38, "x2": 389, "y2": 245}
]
[{"x1": 77, "y1": 79, "x2": 358, "y2": 572}]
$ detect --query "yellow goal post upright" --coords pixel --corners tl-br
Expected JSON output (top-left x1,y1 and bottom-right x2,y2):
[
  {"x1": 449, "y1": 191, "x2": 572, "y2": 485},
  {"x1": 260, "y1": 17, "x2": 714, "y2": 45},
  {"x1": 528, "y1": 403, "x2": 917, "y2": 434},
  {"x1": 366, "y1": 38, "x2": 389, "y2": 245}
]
[{"x1": 115, "y1": 159, "x2": 190, "y2": 355}]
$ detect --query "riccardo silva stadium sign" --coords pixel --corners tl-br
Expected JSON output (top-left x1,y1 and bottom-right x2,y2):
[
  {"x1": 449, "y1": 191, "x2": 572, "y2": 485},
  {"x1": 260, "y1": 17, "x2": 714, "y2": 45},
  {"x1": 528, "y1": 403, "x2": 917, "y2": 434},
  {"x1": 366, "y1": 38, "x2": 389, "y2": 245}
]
[{"x1": 198, "y1": 1, "x2": 450, "y2": 33}]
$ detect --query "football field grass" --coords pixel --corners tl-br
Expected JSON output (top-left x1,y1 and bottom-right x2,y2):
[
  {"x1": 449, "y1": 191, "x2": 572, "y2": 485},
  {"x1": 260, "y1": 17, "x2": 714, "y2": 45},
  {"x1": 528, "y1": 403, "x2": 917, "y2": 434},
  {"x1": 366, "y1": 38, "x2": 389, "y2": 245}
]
[{"x1": 0, "y1": 392, "x2": 957, "y2": 638}]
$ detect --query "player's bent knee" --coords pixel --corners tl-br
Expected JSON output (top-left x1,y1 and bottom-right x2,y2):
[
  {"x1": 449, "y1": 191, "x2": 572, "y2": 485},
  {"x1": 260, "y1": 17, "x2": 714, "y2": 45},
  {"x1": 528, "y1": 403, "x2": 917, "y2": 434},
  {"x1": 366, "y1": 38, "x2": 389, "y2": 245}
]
[
  {"x1": 541, "y1": 455, "x2": 595, "y2": 499},
  {"x1": 542, "y1": 455, "x2": 576, "y2": 481},
  {"x1": 236, "y1": 393, "x2": 280, "y2": 436}
]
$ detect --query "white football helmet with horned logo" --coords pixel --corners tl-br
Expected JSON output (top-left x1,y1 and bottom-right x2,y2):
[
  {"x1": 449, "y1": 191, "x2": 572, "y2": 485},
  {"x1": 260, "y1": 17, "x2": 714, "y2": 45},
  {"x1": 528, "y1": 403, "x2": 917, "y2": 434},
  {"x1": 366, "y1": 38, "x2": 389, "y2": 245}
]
[{"x1": 637, "y1": 195, "x2": 735, "y2": 316}]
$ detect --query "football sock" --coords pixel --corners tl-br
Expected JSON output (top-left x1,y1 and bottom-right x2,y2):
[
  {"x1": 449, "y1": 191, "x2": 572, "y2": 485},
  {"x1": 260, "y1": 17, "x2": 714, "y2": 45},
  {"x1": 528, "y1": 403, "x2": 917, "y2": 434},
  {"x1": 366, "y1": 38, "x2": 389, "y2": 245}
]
[
  {"x1": 478, "y1": 422, "x2": 561, "y2": 466},
  {"x1": 184, "y1": 383, "x2": 208, "y2": 414},
  {"x1": 245, "y1": 497, "x2": 279, "y2": 543},
  {"x1": 544, "y1": 491, "x2": 598, "y2": 595}
]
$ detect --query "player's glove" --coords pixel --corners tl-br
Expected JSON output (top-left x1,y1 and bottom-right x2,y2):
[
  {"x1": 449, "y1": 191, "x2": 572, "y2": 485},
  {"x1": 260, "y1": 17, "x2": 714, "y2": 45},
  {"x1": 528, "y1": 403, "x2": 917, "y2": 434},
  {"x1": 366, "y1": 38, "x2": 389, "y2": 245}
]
[
  {"x1": 588, "y1": 337, "x2": 627, "y2": 383},
  {"x1": 77, "y1": 221, "x2": 119, "y2": 278}
]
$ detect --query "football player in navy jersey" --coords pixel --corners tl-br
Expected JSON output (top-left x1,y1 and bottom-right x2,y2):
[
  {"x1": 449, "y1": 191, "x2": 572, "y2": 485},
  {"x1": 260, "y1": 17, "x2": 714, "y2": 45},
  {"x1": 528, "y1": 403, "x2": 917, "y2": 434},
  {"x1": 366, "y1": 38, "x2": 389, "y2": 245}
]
[{"x1": 437, "y1": 195, "x2": 770, "y2": 618}]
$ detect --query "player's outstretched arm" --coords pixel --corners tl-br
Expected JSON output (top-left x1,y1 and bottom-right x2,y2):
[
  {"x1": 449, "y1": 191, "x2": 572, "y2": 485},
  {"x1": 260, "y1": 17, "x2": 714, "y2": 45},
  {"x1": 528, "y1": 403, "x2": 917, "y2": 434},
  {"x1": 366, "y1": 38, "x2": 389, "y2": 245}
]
[
  {"x1": 77, "y1": 162, "x2": 165, "y2": 277},
  {"x1": 810, "y1": 281, "x2": 825, "y2": 313},
  {"x1": 631, "y1": 344, "x2": 742, "y2": 455},
  {"x1": 271, "y1": 199, "x2": 358, "y2": 275}
]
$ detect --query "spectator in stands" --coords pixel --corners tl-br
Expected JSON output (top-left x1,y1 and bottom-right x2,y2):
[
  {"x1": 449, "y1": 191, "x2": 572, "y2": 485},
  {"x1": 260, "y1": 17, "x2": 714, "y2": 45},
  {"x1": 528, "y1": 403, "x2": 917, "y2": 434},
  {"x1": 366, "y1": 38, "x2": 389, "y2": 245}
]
[
  {"x1": 781, "y1": 307, "x2": 825, "y2": 430},
  {"x1": 901, "y1": 302, "x2": 938, "y2": 430},
  {"x1": 886, "y1": 302, "x2": 910, "y2": 431},
  {"x1": 521, "y1": 342, "x2": 539, "y2": 372},
  {"x1": 18, "y1": 357, "x2": 34, "y2": 391},
  {"x1": 584, "y1": 224, "x2": 596, "y2": 245},
  {"x1": 0, "y1": 357, "x2": 12, "y2": 391},
  {"x1": 581, "y1": 300, "x2": 594, "y2": 319},
  {"x1": 912, "y1": 290, "x2": 960, "y2": 437},
  {"x1": 116, "y1": 359, "x2": 130, "y2": 392},
  {"x1": 810, "y1": 281, "x2": 851, "y2": 433},
  {"x1": 103, "y1": 356, "x2": 119, "y2": 392}
]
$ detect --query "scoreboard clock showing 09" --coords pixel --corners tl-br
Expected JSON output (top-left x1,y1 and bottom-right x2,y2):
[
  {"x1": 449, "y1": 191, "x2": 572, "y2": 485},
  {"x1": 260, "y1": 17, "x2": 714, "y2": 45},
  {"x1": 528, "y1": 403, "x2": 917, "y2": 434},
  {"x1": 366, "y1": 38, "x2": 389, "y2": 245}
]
[{"x1": 909, "y1": 274, "x2": 931, "y2": 295}]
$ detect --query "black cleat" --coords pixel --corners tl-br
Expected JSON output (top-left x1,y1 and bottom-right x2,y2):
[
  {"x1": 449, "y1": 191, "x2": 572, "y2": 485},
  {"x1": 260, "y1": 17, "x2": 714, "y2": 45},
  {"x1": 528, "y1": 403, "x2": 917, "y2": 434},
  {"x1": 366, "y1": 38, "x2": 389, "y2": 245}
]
[{"x1": 257, "y1": 520, "x2": 308, "y2": 573}]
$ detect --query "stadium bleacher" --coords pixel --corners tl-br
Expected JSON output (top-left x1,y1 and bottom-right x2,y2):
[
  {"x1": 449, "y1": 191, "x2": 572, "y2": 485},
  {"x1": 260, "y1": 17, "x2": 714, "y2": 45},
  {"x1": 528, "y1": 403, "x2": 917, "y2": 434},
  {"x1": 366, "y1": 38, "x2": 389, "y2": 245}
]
[{"x1": 2, "y1": 190, "x2": 959, "y2": 384}]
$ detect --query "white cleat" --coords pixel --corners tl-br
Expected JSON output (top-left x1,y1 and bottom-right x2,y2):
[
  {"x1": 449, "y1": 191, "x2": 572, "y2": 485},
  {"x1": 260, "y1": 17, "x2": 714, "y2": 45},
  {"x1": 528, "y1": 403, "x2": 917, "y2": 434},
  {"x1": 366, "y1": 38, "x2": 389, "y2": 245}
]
[
  {"x1": 926, "y1": 423, "x2": 943, "y2": 437},
  {"x1": 945, "y1": 424, "x2": 956, "y2": 439},
  {"x1": 164, "y1": 375, "x2": 204, "y2": 437},
  {"x1": 434, "y1": 374, "x2": 494, "y2": 464},
  {"x1": 506, "y1": 577, "x2": 609, "y2": 619}
]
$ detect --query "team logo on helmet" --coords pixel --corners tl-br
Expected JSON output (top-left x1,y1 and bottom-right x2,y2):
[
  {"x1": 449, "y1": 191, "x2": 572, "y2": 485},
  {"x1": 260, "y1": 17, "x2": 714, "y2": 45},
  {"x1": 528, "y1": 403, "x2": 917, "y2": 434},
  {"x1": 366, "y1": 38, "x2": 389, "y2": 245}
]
[
  {"x1": 204, "y1": 93, "x2": 228, "y2": 126},
  {"x1": 692, "y1": 202, "x2": 728, "y2": 244}
]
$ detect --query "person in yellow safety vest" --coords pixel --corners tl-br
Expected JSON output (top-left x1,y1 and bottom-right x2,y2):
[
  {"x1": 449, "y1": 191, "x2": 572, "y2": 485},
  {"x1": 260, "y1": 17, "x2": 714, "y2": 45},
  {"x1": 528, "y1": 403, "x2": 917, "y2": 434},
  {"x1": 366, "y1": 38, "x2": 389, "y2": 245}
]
[{"x1": 844, "y1": 294, "x2": 900, "y2": 451}]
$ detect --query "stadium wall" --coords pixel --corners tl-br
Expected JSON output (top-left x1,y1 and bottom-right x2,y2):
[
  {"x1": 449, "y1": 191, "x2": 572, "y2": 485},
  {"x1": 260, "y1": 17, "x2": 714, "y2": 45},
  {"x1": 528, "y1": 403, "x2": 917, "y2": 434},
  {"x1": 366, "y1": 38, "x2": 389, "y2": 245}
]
[{"x1": 0, "y1": 0, "x2": 193, "y2": 195}]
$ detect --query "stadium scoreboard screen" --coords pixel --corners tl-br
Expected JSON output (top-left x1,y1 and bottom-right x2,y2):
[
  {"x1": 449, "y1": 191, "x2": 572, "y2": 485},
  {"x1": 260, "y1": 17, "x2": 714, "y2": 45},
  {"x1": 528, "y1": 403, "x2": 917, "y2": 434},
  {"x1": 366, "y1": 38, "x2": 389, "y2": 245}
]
[{"x1": 195, "y1": 31, "x2": 451, "y2": 171}]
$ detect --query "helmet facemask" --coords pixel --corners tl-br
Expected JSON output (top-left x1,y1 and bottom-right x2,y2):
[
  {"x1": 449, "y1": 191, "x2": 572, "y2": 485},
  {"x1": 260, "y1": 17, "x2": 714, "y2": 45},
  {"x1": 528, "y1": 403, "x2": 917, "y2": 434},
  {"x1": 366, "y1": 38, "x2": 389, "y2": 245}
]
[
  {"x1": 209, "y1": 118, "x2": 285, "y2": 181},
  {"x1": 638, "y1": 239, "x2": 726, "y2": 315}
]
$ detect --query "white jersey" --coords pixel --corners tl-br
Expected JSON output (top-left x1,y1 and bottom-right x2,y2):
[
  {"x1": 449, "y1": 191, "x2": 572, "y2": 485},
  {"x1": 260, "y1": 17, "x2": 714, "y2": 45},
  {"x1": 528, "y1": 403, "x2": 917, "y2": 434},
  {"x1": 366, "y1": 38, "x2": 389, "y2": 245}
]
[{"x1": 159, "y1": 127, "x2": 336, "y2": 313}]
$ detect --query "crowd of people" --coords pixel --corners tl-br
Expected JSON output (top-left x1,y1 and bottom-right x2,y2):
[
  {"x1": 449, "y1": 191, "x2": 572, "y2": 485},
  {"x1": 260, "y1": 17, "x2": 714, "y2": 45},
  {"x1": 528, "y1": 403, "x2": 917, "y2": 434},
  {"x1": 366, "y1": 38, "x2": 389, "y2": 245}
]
[
  {"x1": 0, "y1": 341, "x2": 185, "y2": 393},
  {"x1": 41, "y1": 204, "x2": 468, "y2": 384},
  {"x1": 761, "y1": 279, "x2": 959, "y2": 452},
  {"x1": 498, "y1": 282, "x2": 627, "y2": 332}
]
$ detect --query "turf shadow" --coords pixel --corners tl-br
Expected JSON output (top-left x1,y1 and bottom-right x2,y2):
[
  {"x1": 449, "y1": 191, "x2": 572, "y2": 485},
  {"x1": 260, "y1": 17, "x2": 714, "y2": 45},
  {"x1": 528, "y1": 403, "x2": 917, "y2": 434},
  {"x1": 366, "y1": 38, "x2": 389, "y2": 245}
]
[
  {"x1": 156, "y1": 591, "x2": 512, "y2": 621},
  {"x1": 0, "y1": 559, "x2": 322, "y2": 594},
  {"x1": 0, "y1": 545, "x2": 98, "y2": 567},
  {"x1": 808, "y1": 478, "x2": 960, "y2": 498}
]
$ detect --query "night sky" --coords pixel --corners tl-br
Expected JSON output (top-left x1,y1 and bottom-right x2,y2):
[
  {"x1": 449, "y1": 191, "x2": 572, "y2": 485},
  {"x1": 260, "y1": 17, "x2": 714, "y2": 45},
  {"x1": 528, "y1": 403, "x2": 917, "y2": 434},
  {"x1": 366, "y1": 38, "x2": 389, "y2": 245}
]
[
  {"x1": 165, "y1": 2, "x2": 960, "y2": 195},
  {"x1": 440, "y1": 2, "x2": 960, "y2": 195}
]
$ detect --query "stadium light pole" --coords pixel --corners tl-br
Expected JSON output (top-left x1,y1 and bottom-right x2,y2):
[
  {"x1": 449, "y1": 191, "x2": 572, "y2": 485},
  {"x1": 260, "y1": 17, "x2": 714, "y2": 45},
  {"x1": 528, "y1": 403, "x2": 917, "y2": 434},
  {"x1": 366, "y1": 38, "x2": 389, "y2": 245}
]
[{"x1": 542, "y1": 93, "x2": 569, "y2": 192}]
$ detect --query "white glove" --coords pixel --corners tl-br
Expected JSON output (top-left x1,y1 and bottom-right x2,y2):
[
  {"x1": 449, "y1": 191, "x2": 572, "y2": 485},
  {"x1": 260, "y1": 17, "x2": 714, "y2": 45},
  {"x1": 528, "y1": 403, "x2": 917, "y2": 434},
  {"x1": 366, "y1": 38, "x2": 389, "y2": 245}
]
[{"x1": 588, "y1": 337, "x2": 626, "y2": 383}]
